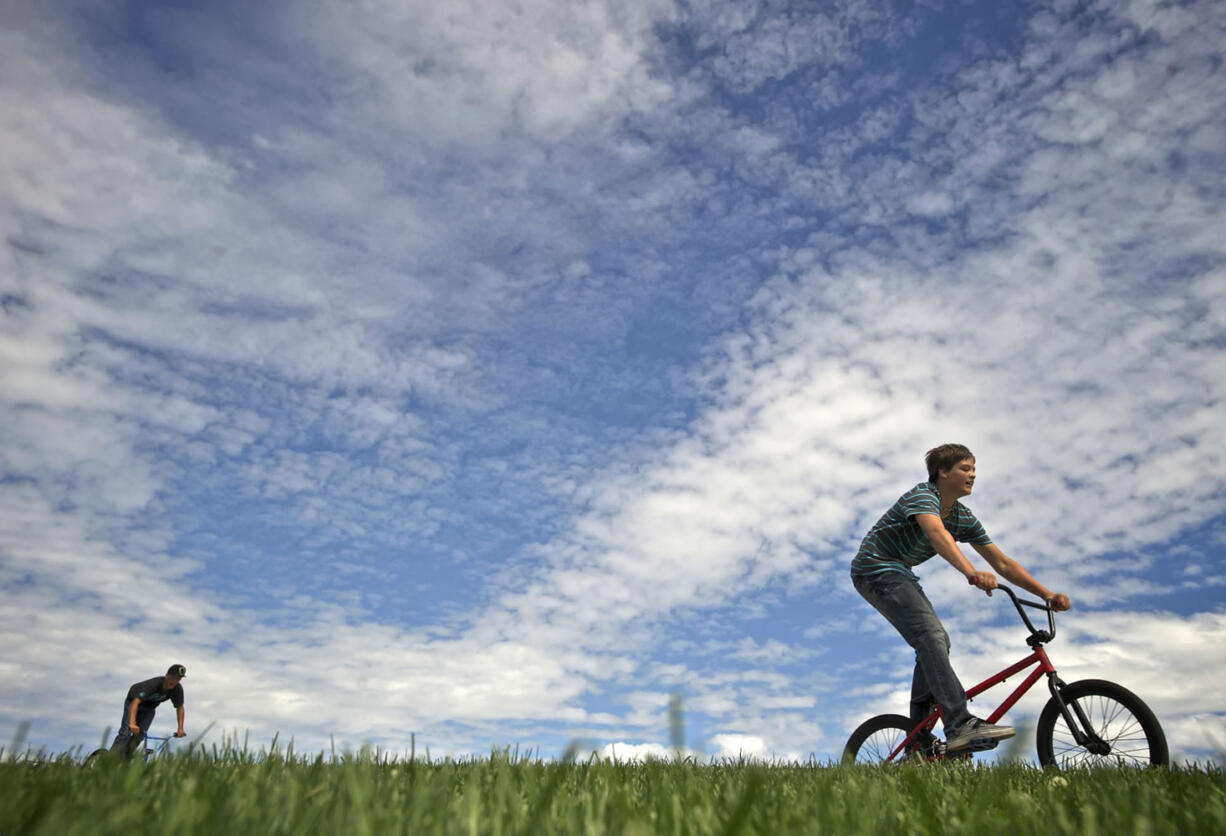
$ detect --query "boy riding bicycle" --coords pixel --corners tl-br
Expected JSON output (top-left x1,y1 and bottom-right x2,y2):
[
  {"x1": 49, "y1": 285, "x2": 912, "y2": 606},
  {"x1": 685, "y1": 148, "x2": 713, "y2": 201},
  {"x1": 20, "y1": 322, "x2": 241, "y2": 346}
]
[
  {"x1": 851, "y1": 444, "x2": 1070, "y2": 752},
  {"x1": 109, "y1": 664, "x2": 188, "y2": 756}
]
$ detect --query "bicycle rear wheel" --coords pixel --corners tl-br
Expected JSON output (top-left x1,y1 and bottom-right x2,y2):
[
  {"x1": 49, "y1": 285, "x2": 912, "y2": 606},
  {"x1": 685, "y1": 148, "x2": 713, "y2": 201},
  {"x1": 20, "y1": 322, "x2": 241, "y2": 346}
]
[
  {"x1": 842, "y1": 714, "x2": 914, "y2": 764},
  {"x1": 1036, "y1": 679, "x2": 1168, "y2": 768}
]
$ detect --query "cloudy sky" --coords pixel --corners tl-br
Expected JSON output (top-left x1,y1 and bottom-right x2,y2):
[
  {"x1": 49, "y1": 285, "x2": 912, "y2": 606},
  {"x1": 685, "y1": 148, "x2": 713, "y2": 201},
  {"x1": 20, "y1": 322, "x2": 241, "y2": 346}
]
[{"x1": 2, "y1": 0, "x2": 1224, "y2": 763}]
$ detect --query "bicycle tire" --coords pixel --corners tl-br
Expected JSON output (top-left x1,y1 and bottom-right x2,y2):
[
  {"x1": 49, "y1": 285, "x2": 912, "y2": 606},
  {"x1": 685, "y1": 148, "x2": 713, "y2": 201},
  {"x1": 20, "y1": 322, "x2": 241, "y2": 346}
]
[
  {"x1": 1036, "y1": 679, "x2": 1168, "y2": 768},
  {"x1": 842, "y1": 714, "x2": 914, "y2": 764},
  {"x1": 84, "y1": 748, "x2": 109, "y2": 766}
]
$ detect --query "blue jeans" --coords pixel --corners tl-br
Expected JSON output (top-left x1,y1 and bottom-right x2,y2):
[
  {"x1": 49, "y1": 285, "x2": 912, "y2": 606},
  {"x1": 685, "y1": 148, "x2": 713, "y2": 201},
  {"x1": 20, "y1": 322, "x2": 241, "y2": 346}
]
[
  {"x1": 853, "y1": 571, "x2": 972, "y2": 732},
  {"x1": 109, "y1": 703, "x2": 156, "y2": 755}
]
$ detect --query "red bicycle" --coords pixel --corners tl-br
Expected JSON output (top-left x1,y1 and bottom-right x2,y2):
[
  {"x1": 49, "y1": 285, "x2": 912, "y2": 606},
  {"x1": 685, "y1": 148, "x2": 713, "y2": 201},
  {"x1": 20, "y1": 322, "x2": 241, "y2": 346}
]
[{"x1": 842, "y1": 583, "x2": 1168, "y2": 767}]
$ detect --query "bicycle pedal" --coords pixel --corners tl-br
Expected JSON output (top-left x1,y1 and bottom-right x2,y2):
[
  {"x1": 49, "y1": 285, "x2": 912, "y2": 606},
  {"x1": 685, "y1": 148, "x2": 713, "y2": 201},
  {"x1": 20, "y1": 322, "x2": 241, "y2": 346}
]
[{"x1": 963, "y1": 738, "x2": 1000, "y2": 753}]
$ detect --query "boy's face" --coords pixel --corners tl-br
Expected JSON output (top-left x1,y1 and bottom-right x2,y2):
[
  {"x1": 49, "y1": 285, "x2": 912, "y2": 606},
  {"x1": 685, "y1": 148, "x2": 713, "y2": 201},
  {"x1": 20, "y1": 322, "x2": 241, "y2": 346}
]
[{"x1": 938, "y1": 457, "x2": 976, "y2": 498}]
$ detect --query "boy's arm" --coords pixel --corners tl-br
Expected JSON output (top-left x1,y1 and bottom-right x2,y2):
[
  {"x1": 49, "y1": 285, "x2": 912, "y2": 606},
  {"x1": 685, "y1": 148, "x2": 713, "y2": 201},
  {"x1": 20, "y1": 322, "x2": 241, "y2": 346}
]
[
  {"x1": 127, "y1": 698, "x2": 141, "y2": 732},
  {"x1": 915, "y1": 514, "x2": 998, "y2": 592},
  {"x1": 175, "y1": 704, "x2": 186, "y2": 737},
  {"x1": 972, "y1": 543, "x2": 1071, "y2": 611}
]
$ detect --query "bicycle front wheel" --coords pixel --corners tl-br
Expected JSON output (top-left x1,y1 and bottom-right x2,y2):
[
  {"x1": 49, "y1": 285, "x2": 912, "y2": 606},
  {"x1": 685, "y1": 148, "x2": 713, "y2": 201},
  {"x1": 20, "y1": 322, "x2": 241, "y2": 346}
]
[
  {"x1": 842, "y1": 714, "x2": 914, "y2": 764},
  {"x1": 1036, "y1": 679, "x2": 1168, "y2": 768}
]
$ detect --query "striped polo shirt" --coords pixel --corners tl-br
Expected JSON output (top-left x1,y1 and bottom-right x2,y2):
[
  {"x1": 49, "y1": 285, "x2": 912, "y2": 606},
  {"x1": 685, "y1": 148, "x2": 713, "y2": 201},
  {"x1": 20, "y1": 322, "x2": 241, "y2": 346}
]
[{"x1": 850, "y1": 482, "x2": 992, "y2": 580}]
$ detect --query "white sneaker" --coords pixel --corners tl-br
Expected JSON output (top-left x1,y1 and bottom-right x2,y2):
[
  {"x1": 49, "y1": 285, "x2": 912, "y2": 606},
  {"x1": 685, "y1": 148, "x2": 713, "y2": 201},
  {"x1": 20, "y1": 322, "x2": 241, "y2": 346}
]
[{"x1": 946, "y1": 717, "x2": 1015, "y2": 752}]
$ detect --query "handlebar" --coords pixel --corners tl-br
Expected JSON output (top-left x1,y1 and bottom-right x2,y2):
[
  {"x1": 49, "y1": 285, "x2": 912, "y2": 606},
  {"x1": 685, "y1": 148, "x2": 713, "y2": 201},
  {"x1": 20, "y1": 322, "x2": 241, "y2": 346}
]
[{"x1": 970, "y1": 577, "x2": 1056, "y2": 645}]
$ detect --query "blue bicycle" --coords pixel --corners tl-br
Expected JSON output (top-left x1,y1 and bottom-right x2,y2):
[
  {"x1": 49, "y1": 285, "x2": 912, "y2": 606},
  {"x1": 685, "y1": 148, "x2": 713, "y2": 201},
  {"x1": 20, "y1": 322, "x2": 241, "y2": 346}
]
[{"x1": 85, "y1": 730, "x2": 176, "y2": 764}]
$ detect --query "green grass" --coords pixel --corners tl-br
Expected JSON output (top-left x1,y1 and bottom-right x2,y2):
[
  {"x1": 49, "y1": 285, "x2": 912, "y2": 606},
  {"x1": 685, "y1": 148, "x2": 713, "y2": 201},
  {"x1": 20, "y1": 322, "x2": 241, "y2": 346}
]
[{"x1": 2, "y1": 746, "x2": 1224, "y2": 835}]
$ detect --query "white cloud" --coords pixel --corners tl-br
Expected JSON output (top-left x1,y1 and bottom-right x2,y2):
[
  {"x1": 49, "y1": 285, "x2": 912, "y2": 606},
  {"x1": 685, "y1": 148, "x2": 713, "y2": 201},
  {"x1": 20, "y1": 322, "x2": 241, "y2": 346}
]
[
  {"x1": 907, "y1": 191, "x2": 956, "y2": 217},
  {"x1": 710, "y1": 733, "x2": 768, "y2": 759},
  {"x1": 294, "y1": 0, "x2": 677, "y2": 146},
  {"x1": 0, "y1": 487, "x2": 617, "y2": 754},
  {"x1": 683, "y1": 0, "x2": 890, "y2": 94},
  {"x1": 709, "y1": 732, "x2": 810, "y2": 763},
  {"x1": 590, "y1": 741, "x2": 675, "y2": 762}
]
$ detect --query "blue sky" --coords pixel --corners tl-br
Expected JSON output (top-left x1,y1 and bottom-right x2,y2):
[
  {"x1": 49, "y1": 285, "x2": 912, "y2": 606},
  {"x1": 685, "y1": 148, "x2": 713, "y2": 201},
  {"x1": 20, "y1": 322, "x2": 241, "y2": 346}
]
[{"x1": 2, "y1": 0, "x2": 1224, "y2": 763}]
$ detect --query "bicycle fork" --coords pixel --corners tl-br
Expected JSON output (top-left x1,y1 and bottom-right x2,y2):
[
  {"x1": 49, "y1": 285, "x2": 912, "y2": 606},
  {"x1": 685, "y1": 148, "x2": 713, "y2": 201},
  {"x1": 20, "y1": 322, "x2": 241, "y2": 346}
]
[{"x1": 1044, "y1": 672, "x2": 1111, "y2": 756}]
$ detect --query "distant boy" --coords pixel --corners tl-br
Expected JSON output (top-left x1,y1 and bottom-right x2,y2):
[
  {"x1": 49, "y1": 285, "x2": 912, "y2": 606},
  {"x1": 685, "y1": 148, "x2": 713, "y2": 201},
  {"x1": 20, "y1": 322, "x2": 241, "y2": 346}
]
[
  {"x1": 109, "y1": 664, "x2": 188, "y2": 755},
  {"x1": 850, "y1": 444, "x2": 1070, "y2": 752}
]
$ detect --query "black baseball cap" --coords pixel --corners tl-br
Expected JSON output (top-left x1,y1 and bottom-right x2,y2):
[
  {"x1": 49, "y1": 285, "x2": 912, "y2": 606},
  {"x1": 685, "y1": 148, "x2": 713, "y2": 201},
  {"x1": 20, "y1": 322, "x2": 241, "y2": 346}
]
[{"x1": 166, "y1": 664, "x2": 187, "y2": 677}]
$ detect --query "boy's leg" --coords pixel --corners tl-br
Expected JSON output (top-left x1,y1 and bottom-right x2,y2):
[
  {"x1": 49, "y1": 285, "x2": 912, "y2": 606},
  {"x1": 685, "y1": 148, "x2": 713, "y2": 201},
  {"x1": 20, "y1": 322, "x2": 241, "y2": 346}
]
[
  {"x1": 109, "y1": 703, "x2": 133, "y2": 753},
  {"x1": 852, "y1": 572, "x2": 973, "y2": 732},
  {"x1": 910, "y1": 668, "x2": 938, "y2": 729},
  {"x1": 109, "y1": 704, "x2": 155, "y2": 756},
  {"x1": 133, "y1": 707, "x2": 156, "y2": 752}
]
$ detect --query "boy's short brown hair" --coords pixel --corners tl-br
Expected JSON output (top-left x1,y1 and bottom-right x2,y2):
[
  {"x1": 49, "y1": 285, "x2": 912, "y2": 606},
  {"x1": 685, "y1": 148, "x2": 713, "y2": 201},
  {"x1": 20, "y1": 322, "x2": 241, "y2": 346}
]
[{"x1": 926, "y1": 443, "x2": 975, "y2": 482}]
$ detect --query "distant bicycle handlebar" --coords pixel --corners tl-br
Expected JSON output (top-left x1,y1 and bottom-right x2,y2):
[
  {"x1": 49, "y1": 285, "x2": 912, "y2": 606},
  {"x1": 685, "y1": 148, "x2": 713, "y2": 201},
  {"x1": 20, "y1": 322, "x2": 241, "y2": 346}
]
[{"x1": 970, "y1": 577, "x2": 1056, "y2": 645}]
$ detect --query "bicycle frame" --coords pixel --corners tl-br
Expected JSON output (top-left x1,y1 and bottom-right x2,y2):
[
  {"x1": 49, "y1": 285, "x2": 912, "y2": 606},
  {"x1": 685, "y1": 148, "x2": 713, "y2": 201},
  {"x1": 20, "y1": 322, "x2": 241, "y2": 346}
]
[
  {"x1": 142, "y1": 733, "x2": 171, "y2": 760},
  {"x1": 881, "y1": 584, "x2": 1101, "y2": 763},
  {"x1": 124, "y1": 731, "x2": 172, "y2": 762}
]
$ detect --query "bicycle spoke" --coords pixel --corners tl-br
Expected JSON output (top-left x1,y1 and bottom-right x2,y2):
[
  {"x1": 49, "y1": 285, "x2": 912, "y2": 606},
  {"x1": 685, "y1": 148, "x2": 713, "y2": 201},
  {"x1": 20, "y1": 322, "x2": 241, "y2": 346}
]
[
  {"x1": 1101, "y1": 696, "x2": 1128, "y2": 728},
  {"x1": 851, "y1": 724, "x2": 913, "y2": 765},
  {"x1": 1052, "y1": 694, "x2": 1154, "y2": 767},
  {"x1": 1107, "y1": 716, "x2": 1142, "y2": 739},
  {"x1": 865, "y1": 731, "x2": 902, "y2": 762}
]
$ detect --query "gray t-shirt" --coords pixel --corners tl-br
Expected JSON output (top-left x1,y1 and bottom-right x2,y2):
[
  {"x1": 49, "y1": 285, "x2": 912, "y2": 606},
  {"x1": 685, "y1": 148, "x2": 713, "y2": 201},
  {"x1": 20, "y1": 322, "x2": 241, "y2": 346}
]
[
  {"x1": 125, "y1": 676, "x2": 184, "y2": 709},
  {"x1": 851, "y1": 482, "x2": 992, "y2": 580}
]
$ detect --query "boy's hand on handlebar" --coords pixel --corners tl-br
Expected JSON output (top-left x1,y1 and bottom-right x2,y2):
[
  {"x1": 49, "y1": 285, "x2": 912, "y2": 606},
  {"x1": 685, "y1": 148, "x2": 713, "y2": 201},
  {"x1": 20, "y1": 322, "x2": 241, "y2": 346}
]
[
  {"x1": 968, "y1": 571, "x2": 997, "y2": 595},
  {"x1": 1047, "y1": 593, "x2": 1071, "y2": 612}
]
